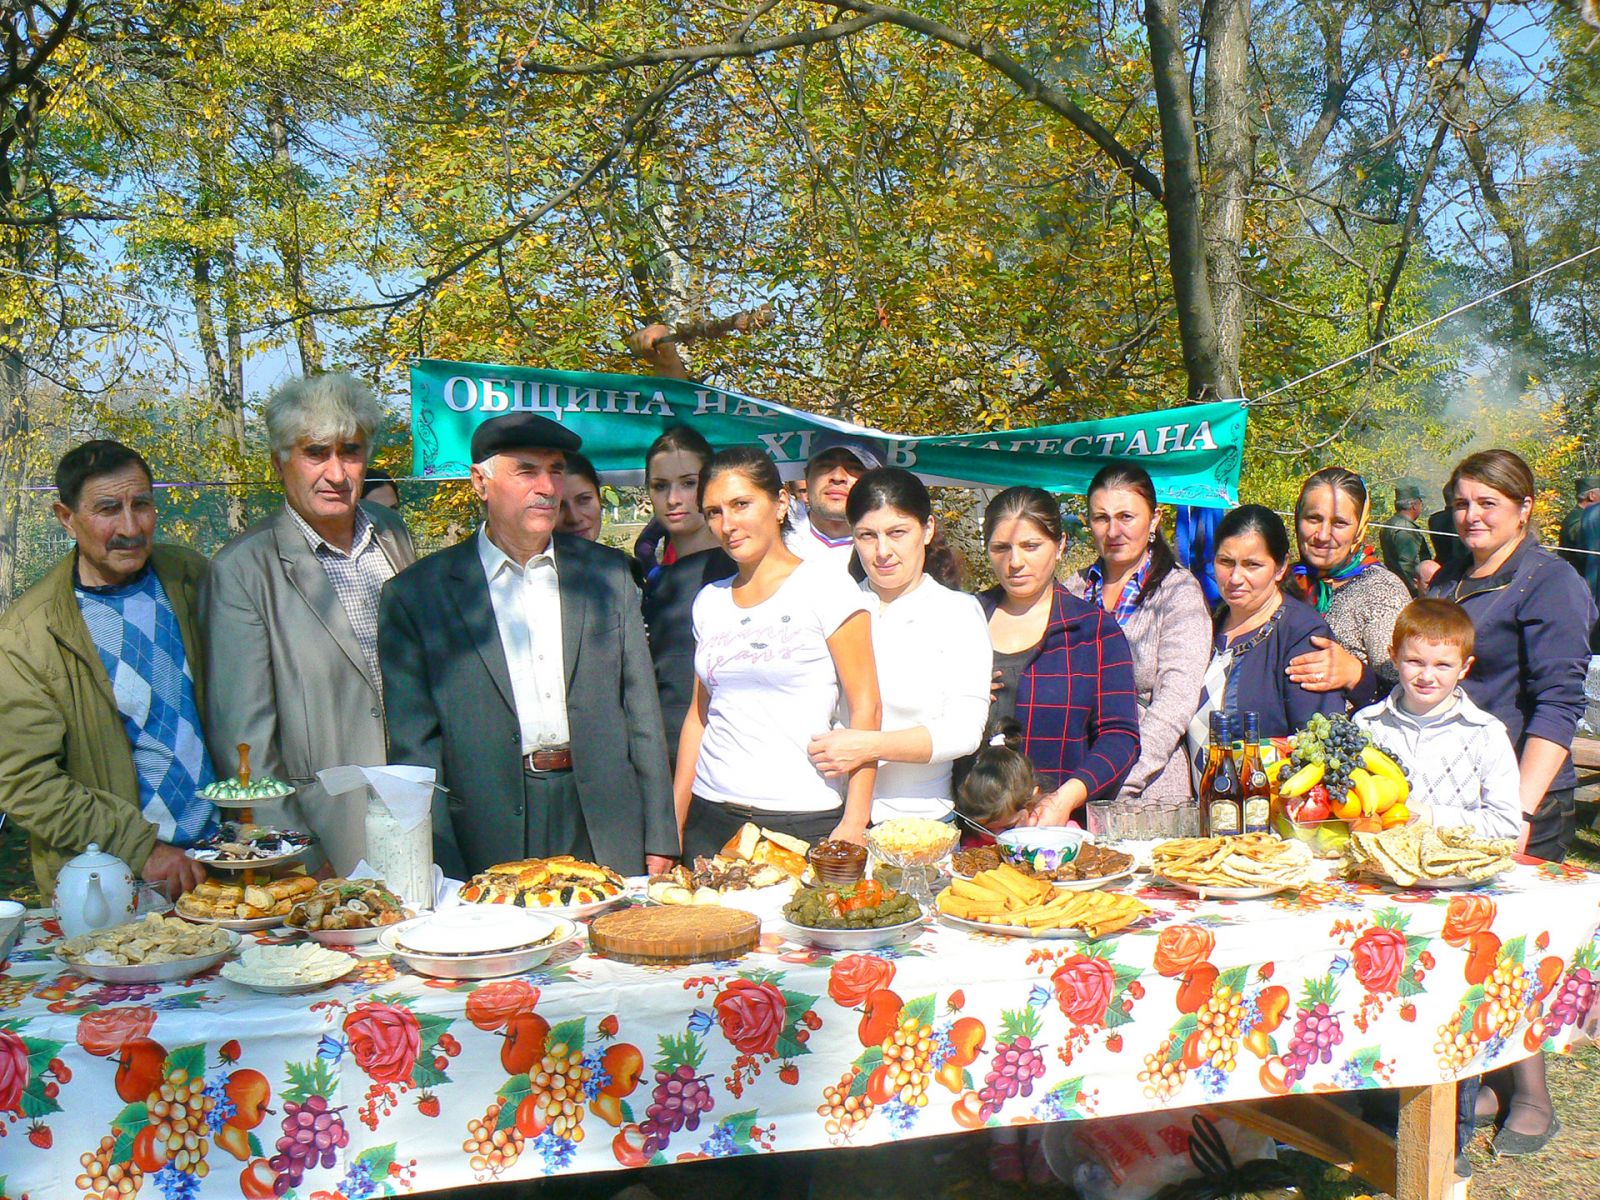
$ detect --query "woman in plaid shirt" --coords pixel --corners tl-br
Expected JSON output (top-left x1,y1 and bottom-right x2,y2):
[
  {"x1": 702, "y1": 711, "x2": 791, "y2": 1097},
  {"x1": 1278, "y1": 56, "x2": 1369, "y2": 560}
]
[{"x1": 977, "y1": 487, "x2": 1141, "y2": 825}]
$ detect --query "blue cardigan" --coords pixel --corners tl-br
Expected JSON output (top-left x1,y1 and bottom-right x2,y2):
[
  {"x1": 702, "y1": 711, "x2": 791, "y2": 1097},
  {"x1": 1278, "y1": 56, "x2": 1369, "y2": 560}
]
[
  {"x1": 1213, "y1": 594, "x2": 1344, "y2": 738},
  {"x1": 1427, "y1": 537, "x2": 1595, "y2": 791}
]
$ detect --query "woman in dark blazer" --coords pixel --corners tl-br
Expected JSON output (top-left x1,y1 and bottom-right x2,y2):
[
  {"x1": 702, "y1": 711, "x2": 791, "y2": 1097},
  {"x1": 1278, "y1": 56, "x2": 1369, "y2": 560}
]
[
  {"x1": 1186, "y1": 505, "x2": 1341, "y2": 780},
  {"x1": 637, "y1": 426, "x2": 734, "y2": 766},
  {"x1": 978, "y1": 487, "x2": 1140, "y2": 826},
  {"x1": 1425, "y1": 449, "x2": 1596, "y2": 1157}
]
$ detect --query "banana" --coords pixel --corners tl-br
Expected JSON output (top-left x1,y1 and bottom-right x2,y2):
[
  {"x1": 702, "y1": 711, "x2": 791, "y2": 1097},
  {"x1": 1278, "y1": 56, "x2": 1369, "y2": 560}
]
[
  {"x1": 1350, "y1": 768, "x2": 1383, "y2": 817},
  {"x1": 1279, "y1": 761, "x2": 1325, "y2": 798},
  {"x1": 1361, "y1": 746, "x2": 1407, "y2": 785}
]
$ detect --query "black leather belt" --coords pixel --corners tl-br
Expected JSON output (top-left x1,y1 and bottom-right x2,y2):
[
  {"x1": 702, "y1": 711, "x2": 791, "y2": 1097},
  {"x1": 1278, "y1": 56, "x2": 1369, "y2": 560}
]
[{"x1": 523, "y1": 748, "x2": 573, "y2": 772}]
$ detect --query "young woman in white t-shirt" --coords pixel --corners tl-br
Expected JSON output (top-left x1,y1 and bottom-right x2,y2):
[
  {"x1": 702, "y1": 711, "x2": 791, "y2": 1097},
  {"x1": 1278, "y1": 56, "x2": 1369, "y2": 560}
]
[
  {"x1": 676, "y1": 445, "x2": 882, "y2": 857},
  {"x1": 807, "y1": 468, "x2": 991, "y2": 822}
]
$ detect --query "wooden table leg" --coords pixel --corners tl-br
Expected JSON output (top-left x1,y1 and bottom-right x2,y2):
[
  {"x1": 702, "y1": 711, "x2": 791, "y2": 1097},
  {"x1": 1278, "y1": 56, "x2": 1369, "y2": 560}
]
[{"x1": 1396, "y1": 1081, "x2": 1456, "y2": 1200}]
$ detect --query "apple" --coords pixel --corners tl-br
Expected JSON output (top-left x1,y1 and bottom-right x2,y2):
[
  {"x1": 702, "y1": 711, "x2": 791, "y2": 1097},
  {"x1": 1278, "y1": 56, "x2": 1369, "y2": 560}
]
[
  {"x1": 223, "y1": 1069, "x2": 271, "y2": 1131},
  {"x1": 113, "y1": 1039, "x2": 166, "y2": 1105}
]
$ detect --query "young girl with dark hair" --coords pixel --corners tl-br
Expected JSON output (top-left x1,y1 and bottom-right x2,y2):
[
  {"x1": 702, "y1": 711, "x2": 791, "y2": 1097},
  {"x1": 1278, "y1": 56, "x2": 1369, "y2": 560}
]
[
  {"x1": 1066, "y1": 463, "x2": 1209, "y2": 811},
  {"x1": 955, "y1": 719, "x2": 1039, "y2": 834},
  {"x1": 675, "y1": 446, "x2": 881, "y2": 856},
  {"x1": 808, "y1": 468, "x2": 991, "y2": 822}
]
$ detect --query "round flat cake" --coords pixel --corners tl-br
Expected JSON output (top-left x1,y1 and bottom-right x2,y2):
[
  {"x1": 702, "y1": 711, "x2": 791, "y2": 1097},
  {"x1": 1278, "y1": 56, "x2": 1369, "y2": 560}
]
[{"x1": 589, "y1": 905, "x2": 759, "y2": 964}]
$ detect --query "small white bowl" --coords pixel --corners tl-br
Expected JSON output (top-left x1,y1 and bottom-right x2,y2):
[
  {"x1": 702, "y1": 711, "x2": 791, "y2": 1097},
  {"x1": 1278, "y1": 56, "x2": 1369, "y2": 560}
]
[
  {"x1": 997, "y1": 827, "x2": 1091, "y2": 873},
  {"x1": 0, "y1": 900, "x2": 26, "y2": 963}
]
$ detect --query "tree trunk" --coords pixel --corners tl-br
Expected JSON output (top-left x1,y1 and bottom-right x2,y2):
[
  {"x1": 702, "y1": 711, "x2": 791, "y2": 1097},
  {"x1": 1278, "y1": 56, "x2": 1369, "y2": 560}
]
[
  {"x1": 1144, "y1": 0, "x2": 1229, "y2": 400},
  {"x1": 1454, "y1": 116, "x2": 1534, "y2": 391},
  {"x1": 0, "y1": 340, "x2": 28, "y2": 607},
  {"x1": 1199, "y1": 0, "x2": 1251, "y2": 399},
  {"x1": 266, "y1": 94, "x2": 323, "y2": 375},
  {"x1": 191, "y1": 251, "x2": 248, "y2": 536}
]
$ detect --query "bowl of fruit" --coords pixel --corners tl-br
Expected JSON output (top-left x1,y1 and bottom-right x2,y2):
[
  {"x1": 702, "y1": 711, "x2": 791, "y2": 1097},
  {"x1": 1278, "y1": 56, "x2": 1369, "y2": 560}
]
[{"x1": 1275, "y1": 714, "x2": 1412, "y2": 857}]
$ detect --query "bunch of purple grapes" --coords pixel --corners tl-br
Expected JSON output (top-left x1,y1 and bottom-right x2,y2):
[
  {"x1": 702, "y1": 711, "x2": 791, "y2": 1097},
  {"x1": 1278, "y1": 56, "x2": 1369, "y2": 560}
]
[
  {"x1": 640, "y1": 1066, "x2": 715, "y2": 1154},
  {"x1": 269, "y1": 1095, "x2": 350, "y2": 1194},
  {"x1": 1284, "y1": 1002, "x2": 1343, "y2": 1085},
  {"x1": 1547, "y1": 968, "x2": 1595, "y2": 1033},
  {"x1": 978, "y1": 1036, "x2": 1046, "y2": 1119}
]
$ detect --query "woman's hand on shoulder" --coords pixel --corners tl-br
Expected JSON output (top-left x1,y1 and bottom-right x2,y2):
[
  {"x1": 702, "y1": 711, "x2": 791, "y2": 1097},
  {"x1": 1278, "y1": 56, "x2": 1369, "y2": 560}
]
[
  {"x1": 1285, "y1": 635, "x2": 1363, "y2": 692},
  {"x1": 808, "y1": 729, "x2": 878, "y2": 777}
]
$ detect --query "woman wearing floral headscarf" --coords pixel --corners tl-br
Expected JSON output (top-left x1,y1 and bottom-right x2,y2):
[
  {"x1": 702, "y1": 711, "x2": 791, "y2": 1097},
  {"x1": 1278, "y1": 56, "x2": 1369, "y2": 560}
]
[{"x1": 1282, "y1": 467, "x2": 1412, "y2": 709}]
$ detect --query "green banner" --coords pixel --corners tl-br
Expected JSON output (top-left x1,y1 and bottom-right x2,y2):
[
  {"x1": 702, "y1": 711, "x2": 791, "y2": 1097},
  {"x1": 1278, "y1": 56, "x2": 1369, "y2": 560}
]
[{"x1": 410, "y1": 360, "x2": 1246, "y2": 507}]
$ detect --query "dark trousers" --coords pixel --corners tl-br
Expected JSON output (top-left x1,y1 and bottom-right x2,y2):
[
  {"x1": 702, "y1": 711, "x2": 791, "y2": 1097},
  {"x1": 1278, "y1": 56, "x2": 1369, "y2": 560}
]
[
  {"x1": 1453, "y1": 790, "x2": 1572, "y2": 1152},
  {"x1": 682, "y1": 796, "x2": 842, "y2": 860},
  {"x1": 1525, "y1": 787, "x2": 1575, "y2": 866},
  {"x1": 522, "y1": 769, "x2": 593, "y2": 861}
]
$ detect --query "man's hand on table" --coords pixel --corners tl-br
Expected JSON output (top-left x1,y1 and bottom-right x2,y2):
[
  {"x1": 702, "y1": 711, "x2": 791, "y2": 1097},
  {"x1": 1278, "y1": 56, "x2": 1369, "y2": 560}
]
[
  {"x1": 645, "y1": 854, "x2": 677, "y2": 877},
  {"x1": 142, "y1": 842, "x2": 207, "y2": 897}
]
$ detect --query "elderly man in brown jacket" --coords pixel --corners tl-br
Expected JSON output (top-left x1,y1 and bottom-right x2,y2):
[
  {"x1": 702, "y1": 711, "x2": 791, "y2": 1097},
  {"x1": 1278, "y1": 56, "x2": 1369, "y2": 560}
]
[{"x1": 0, "y1": 441, "x2": 215, "y2": 898}]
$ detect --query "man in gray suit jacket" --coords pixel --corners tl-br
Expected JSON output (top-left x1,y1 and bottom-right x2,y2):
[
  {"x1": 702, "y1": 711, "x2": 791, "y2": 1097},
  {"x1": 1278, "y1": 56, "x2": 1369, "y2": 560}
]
[
  {"x1": 378, "y1": 412, "x2": 677, "y2": 879},
  {"x1": 203, "y1": 375, "x2": 415, "y2": 873}
]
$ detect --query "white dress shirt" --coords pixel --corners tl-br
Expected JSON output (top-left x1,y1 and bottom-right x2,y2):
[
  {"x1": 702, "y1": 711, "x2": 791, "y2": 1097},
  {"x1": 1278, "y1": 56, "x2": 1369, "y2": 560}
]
[{"x1": 477, "y1": 525, "x2": 569, "y2": 753}]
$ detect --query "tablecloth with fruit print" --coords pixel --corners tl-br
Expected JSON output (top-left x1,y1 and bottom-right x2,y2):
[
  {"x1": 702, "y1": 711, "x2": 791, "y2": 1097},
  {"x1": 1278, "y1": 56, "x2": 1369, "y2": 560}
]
[{"x1": 2, "y1": 860, "x2": 1598, "y2": 1200}]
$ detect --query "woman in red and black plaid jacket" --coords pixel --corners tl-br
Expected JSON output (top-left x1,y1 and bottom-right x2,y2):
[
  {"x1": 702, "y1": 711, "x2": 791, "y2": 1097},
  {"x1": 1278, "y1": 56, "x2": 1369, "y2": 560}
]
[{"x1": 976, "y1": 487, "x2": 1141, "y2": 825}]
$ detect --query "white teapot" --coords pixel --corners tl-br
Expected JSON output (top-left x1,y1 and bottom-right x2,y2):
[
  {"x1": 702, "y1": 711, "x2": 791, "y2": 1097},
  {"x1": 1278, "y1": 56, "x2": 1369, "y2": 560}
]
[{"x1": 54, "y1": 844, "x2": 137, "y2": 938}]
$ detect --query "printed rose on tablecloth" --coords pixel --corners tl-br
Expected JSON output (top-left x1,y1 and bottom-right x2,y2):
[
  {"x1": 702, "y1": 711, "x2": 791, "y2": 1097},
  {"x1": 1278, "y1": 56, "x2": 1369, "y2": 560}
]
[
  {"x1": 344, "y1": 1003, "x2": 422, "y2": 1085},
  {"x1": 0, "y1": 1028, "x2": 28, "y2": 1113},
  {"x1": 1152, "y1": 925, "x2": 1214, "y2": 978},
  {"x1": 827, "y1": 955, "x2": 895, "y2": 1009},
  {"x1": 465, "y1": 981, "x2": 540, "y2": 1032},
  {"x1": 1052, "y1": 956, "x2": 1116, "y2": 1025},
  {"x1": 1351, "y1": 926, "x2": 1408, "y2": 994},
  {"x1": 1443, "y1": 894, "x2": 1497, "y2": 947},
  {"x1": 74, "y1": 1006, "x2": 159, "y2": 1058},
  {"x1": 713, "y1": 980, "x2": 787, "y2": 1056}
]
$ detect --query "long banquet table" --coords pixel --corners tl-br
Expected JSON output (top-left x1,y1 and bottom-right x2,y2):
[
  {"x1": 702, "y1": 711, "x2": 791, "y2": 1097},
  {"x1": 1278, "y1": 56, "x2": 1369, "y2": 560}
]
[{"x1": 2, "y1": 859, "x2": 1598, "y2": 1200}]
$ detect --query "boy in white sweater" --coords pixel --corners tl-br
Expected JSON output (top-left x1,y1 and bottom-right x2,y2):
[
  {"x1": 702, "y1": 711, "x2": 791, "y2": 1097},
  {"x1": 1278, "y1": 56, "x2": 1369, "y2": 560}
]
[{"x1": 1352, "y1": 598, "x2": 1521, "y2": 839}]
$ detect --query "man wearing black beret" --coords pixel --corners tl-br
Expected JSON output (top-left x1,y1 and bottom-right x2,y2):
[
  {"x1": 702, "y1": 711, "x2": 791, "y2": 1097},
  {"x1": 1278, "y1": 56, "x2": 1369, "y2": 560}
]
[{"x1": 377, "y1": 412, "x2": 679, "y2": 877}]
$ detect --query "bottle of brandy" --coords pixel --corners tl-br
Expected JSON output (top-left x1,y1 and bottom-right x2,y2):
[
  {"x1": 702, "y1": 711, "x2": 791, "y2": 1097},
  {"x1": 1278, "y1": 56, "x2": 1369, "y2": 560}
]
[
  {"x1": 1200, "y1": 713, "x2": 1242, "y2": 837},
  {"x1": 1238, "y1": 712, "x2": 1272, "y2": 835}
]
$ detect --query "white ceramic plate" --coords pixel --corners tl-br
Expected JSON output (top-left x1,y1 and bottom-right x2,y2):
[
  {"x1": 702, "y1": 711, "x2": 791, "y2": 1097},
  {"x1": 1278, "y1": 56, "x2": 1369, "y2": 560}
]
[
  {"x1": 938, "y1": 913, "x2": 1093, "y2": 941},
  {"x1": 300, "y1": 924, "x2": 392, "y2": 947},
  {"x1": 779, "y1": 915, "x2": 924, "y2": 951},
  {"x1": 1158, "y1": 879, "x2": 1298, "y2": 900},
  {"x1": 1050, "y1": 867, "x2": 1137, "y2": 892},
  {"x1": 201, "y1": 791, "x2": 296, "y2": 811},
  {"x1": 55, "y1": 930, "x2": 240, "y2": 983},
  {"x1": 380, "y1": 916, "x2": 577, "y2": 980},
  {"x1": 390, "y1": 906, "x2": 563, "y2": 956},
  {"x1": 1391, "y1": 874, "x2": 1490, "y2": 891},
  {"x1": 222, "y1": 958, "x2": 356, "y2": 994},
  {"x1": 174, "y1": 907, "x2": 287, "y2": 932},
  {"x1": 454, "y1": 890, "x2": 629, "y2": 920},
  {"x1": 186, "y1": 847, "x2": 310, "y2": 871}
]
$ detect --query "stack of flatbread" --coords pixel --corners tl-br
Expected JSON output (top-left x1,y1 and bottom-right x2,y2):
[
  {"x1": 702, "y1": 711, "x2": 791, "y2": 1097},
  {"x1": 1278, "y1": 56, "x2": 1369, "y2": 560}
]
[
  {"x1": 1151, "y1": 834, "x2": 1313, "y2": 890},
  {"x1": 1344, "y1": 824, "x2": 1515, "y2": 886}
]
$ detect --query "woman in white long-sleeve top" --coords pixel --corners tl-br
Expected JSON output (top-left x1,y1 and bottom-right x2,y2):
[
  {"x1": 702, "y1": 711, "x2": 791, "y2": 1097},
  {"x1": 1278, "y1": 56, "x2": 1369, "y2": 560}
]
[{"x1": 808, "y1": 469, "x2": 992, "y2": 822}]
